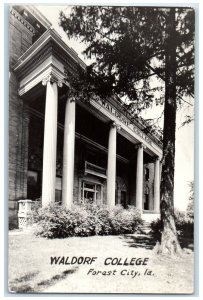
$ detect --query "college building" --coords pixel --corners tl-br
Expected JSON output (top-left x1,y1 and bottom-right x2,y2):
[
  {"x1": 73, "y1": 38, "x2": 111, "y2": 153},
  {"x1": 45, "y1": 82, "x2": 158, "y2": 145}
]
[{"x1": 9, "y1": 6, "x2": 163, "y2": 228}]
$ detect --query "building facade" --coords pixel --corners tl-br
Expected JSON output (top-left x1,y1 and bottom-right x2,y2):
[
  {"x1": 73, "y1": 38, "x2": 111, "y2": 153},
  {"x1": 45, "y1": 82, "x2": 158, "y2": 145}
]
[{"x1": 9, "y1": 6, "x2": 163, "y2": 228}]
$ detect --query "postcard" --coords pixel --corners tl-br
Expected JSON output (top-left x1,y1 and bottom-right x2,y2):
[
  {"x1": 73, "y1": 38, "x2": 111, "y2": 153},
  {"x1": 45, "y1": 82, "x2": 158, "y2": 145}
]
[{"x1": 8, "y1": 4, "x2": 195, "y2": 294}]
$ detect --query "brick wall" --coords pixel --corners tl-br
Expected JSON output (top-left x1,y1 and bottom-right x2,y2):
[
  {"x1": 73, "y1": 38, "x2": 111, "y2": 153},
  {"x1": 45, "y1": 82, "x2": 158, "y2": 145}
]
[
  {"x1": 9, "y1": 72, "x2": 30, "y2": 228},
  {"x1": 9, "y1": 9, "x2": 35, "y2": 228},
  {"x1": 9, "y1": 8, "x2": 34, "y2": 67}
]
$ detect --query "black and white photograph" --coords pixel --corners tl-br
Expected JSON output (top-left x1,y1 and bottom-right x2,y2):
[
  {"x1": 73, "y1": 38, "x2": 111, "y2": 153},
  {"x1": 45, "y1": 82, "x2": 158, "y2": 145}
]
[{"x1": 6, "y1": 2, "x2": 196, "y2": 295}]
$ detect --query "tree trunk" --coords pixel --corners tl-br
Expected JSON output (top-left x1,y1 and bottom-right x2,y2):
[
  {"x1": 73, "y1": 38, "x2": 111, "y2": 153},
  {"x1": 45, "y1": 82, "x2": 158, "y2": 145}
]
[{"x1": 158, "y1": 8, "x2": 182, "y2": 255}]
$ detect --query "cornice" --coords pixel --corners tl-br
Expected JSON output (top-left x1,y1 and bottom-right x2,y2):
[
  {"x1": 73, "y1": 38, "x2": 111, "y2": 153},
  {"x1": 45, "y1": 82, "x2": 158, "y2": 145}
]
[
  {"x1": 14, "y1": 41, "x2": 78, "y2": 82},
  {"x1": 10, "y1": 7, "x2": 36, "y2": 34},
  {"x1": 13, "y1": 29, "x2": 86, "y2": 73},
  {"x1": 25, "y1": 6, "x2": 52, "y2": 29},
  {"x1": 88, "y1": 97, "x2": 163, "y2": 157},
  {"x1": 106, "y1": 96, "x2": 162, "y2": 147}
]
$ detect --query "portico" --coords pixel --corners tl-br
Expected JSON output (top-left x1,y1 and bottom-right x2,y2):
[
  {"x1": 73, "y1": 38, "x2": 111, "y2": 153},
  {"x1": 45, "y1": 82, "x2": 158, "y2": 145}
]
[{"x1": 12, "y1": 28, "x2": 162, "y2": 220}]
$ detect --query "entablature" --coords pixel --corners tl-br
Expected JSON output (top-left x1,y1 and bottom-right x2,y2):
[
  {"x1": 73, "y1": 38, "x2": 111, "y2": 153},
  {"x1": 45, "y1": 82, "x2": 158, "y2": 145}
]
[
  {"x1": 13, "y1": 28, "x2": 162, "y2": 157},
  {"x1": 13, "y1": 28, "x2": 86, "y2": 95}
]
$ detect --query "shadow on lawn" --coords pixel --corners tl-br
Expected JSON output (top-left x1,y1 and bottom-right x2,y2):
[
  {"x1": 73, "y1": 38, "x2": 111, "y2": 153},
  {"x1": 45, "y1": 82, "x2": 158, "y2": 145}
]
[
  {"x1": 121, "y1": 234, "x2": 156, "y2": 250},
  {"x1": 121, "y1": 234, "x2": 194, "y2": 251},
  {"x1": 9, "y1": 268, "x2": 78, "y2": 293},
  {"x1": 12, "y1": 271, "x2": 39, "y2": 284},
  {"x1": 179, "y1": 237, "x2": 194, "y2": 251}
]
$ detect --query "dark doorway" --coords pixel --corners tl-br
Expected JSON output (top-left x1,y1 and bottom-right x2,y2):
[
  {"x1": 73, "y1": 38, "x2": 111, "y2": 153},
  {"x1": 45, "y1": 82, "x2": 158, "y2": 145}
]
[
  {"x1": 27, "y1": 170, "x2": 41, "y2": 200},
  {"x1": 121, "y1": 191, "x2": 127, "y2": 208},
  {"x1": 144, "y1": 194, "x2": 149, "y2": 210}
]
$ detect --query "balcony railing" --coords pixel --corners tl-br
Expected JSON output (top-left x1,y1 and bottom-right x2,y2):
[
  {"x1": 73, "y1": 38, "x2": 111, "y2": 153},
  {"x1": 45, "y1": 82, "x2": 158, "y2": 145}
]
[{"x1": 84, "y1": 161, "x2": 107, "y2": 179}]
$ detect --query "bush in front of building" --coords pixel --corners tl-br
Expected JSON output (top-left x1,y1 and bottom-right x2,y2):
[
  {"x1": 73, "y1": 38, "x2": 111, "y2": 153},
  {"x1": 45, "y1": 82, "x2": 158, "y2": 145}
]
[
  {"x1": 32, "y1": 203, "x2": 142, "y2": 239},
  {"x1": 30, "y1": 199, "x2": 43, "y2": 223},
  {"x1": 33, "y1": 204, "x2": 80, "y2": 238},
  {"x1": 72, "y1": 204, "x2": 113, "y2": 236},
  {"x1": 109, "y1": 205, "x2": 143, "y2": 235},
  {"x1": 150, "y1": 209, "x2": 194, "y2": 242}
]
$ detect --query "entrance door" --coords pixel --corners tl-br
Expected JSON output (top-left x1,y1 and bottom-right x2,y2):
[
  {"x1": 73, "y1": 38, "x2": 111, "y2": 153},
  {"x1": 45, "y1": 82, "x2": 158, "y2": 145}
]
[
  {"x1": 27, "y1": 170, "x2": 41, "y2": 200},
  {"x1": 121, "y1": 191, "x2": 127, "y2": 208},
  {"x1": 144, "y1": 194, "x2": 149, "y2": 210},
  {"x1": 144, "y1": 186, "x2": 150, "y2": 210}
]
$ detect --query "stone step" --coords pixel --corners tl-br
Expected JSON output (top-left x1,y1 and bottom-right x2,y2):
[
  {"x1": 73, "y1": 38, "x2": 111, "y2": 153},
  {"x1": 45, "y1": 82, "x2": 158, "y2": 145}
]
[{"x1": 138, "y1": 221, "x2": 151, "y2": 234}]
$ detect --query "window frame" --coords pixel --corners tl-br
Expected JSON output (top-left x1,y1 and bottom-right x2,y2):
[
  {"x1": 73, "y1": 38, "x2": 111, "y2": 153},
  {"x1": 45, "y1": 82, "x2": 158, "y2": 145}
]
[{"x1": 80, "y1": 179, "x2": 103, "y2": 205}]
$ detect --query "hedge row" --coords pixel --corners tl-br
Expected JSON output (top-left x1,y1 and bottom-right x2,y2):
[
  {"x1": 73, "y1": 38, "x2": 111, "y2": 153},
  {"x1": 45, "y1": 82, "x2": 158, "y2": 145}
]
[{"x1": 31, "y1": 203, "x2": 143, "y2": 239}]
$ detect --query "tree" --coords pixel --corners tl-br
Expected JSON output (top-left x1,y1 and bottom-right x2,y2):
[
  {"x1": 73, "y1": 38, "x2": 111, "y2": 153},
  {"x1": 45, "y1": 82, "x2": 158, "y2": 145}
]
[{"x1": 59, "y1": 6, "x2": 195, "y2": 254}]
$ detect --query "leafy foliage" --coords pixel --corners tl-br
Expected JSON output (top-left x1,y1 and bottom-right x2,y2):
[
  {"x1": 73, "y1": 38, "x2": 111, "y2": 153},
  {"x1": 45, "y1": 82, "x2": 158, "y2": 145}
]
[
  {"x1": 59, "y1": 6, "x2": 194, "y2": 145},
  {"x1": 186, "y1": 181, "x2": 194, "y2": 219},
  {"x1": 151, "y1": 208, "x2": 194, "y2": 242},
  {"x1": 32, "y1": 203, "x2": 142, "y2": 239},
  {"x1": 59, "y1": 6, "x2": 194, "y2": 109},
  {"x1": 30, "y1": 199, "x2": 42, "y2": 223}
]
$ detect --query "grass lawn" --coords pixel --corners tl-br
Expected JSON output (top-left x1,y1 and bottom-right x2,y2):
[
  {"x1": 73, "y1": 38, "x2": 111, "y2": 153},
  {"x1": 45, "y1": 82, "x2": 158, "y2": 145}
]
[{"x1": 8, "y1": 229, "x2": 194, "y2": 294}]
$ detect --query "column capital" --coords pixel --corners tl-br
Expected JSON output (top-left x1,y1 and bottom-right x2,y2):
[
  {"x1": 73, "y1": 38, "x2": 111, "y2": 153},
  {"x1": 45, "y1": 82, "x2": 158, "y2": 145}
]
[
  {"x1": 135, "y1": 143, "x2": 146, "y2": 150},
  {"x1": 68, "y1": 96, "x2": 76, "y2": 103},
  {"x1": 110, "y1": 121, "x2": 121, "y2": 131},
  {"x1": 42, "y1": 74, "x2": 63, "y2": 88},
  {"x1": 153, "y1": 156, "x2": 161, "y2": 162}
]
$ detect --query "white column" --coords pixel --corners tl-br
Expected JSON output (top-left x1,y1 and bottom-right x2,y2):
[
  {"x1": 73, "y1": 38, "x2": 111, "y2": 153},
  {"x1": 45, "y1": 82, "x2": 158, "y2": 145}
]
[
  {"x1": 154, "y1": 157, "x2": 160, "y2": 212},
  {"x1": 107, "y1": 122, "x2": 117, "y2": 206},
  {"x1": 41, "y1": 75, "x2": 62, "y2": 207},
  {"x1": 136, "y1": 144, "x2": 143, "y2": 211},
  {"x1": 62, "y1": 96, "x2": 76, "y2": 208}
]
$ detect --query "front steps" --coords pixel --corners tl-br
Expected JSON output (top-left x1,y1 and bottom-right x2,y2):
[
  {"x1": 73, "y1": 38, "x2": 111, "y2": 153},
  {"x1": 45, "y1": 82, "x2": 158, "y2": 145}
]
[{"x1": 138, "y1": 221, "x2": 151, "y2": 234}]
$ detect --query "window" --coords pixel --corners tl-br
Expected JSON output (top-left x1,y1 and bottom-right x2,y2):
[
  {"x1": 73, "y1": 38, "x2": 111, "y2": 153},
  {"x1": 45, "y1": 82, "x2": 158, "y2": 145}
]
[
  {"x1": 27, "y1": 170, "x2": 38, "y2": 186},
  {"x1": 81, "y1": 181, "x2": 102, "y2": 204},
  {"x1": 27, "y1": 170, "x2": 41, "y2": 200}
]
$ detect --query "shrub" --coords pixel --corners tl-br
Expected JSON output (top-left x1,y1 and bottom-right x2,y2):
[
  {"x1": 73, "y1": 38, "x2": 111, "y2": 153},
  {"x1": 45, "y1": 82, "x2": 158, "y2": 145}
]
[
  {"x1": 109, "y1": 205, "x2": 142, "y2": 234},
  {"x1": 186, "y1": 181, "x2": 194, "y2": 220},
  {"x1": 30, "y1": 199, "x2": 42, "y2": 223},
  {"x1": 34, "y1": 204, "x2": 80, "y2": 238},
  {"x1": 32, "y1": 203, "x2": 142, "y2": 239},
  {"x1": 71, "y1": 204, "x2": 97, "y2": 237},
  {"x1": 174, "y1": 209, "x2": 194, "y2": 239},
  {"x1": 150, "y1": 218, "x2": 163, "y2": 241},
  {"x1": 150, "y1": 209, "x2": 194, "y2": 241}
]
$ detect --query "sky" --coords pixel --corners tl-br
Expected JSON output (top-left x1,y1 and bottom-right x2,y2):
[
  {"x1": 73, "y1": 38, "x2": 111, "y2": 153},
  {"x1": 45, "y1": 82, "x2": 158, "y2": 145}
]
[{"x1": 36, "y1": 5, "x2": 194, "y2": 211}]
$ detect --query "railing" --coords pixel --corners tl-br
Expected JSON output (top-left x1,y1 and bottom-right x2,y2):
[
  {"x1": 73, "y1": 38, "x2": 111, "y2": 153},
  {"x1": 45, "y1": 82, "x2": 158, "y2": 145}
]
[{"x1": 85, "y1": 161, "x2": 107, "y2": 178}]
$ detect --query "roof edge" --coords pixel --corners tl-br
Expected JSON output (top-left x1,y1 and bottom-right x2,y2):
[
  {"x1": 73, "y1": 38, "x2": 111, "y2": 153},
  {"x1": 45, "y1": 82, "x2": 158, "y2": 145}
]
[{"x1": 24, "y1": 5, "x2": 52, "y2": 29}]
